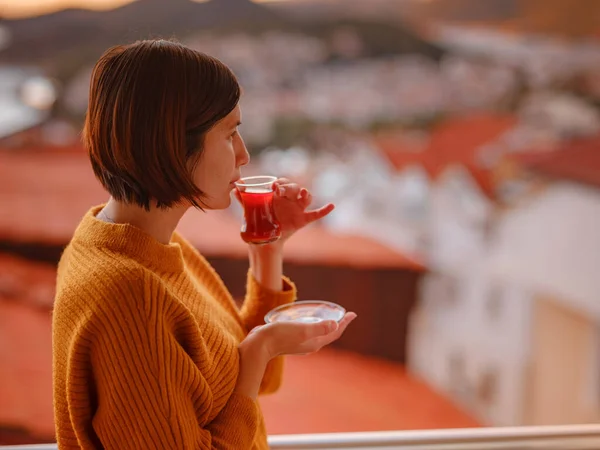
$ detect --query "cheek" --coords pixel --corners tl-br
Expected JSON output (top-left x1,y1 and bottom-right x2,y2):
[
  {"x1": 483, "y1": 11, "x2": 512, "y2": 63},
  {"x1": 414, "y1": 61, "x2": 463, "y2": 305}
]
[
  {"x1": 193, "y1": 145, "x2": 234, "y2": 191},
  {"x1": 190, "y1": 157, "x2": 205, "y2": 187},
  {"x1": 190, "y1": 157, "x2": 213, "y2": 192},
  {"x1": 215, "y1": 141, "x2": 237, "y2": 174}
]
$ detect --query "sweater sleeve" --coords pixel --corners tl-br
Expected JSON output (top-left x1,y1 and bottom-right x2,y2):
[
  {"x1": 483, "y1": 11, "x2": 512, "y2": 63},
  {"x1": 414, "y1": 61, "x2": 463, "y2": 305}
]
[
  {"x1": 240, "y1": 271, "x2": 297, "y2": 394},
  {"x1": 89, "y1": 273, "x2": 259, "y2": 450},
  {"x1": 240, "y1": 270, "x2": 297, "y2": 331}
]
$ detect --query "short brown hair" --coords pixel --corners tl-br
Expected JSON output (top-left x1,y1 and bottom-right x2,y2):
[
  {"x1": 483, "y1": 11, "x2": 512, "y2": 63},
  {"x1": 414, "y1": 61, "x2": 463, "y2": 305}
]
[{"x1": 84, "y1": 39, "x2": 240, "y2": 209}]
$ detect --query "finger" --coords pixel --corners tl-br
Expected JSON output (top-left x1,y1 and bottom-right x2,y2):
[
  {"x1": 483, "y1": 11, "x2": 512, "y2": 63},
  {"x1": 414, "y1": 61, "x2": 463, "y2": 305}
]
[
  {"x1": 303, "y1": 203, "x2": 335, "y2": 223},
  {"x1": 298, "y1": 313, "x2": 357, "y2": 351},
  {"x1": 248, "y1": 325, "x2": 263, "y2": 335},
  {"x1": 274, "y1": 177, "x2": 291, "y2": 186},
  {"x1": 311, "y1": 319, "x2": 338, "y2": 337},
  {"x1": 272, "y1": 178, "x2": 291, "y2": 192},
  {"x1": 332, "y1": 312, "x2": 357, "y2": 337},
  {"x1": 298, "y1": 319, "x2": 338, "y2": 341},
  {"x1": 299, "y1": 189, "x2": 312, "y2": 207},
  {"x1": 277, "y1": 183, "x2": 301, "y2": 201},
  {"x1": 316, "y1": 313, "x2": 356, "y2": 338},
  {"x1": 339, "y1": 312, "x2": 357, "y2": 326},
  {"x1": 271, "y1": 319, "x2": 337, "y2": 342},
  {"x1": 318, "y1": 313, "x2": 356, "y2": 341}
]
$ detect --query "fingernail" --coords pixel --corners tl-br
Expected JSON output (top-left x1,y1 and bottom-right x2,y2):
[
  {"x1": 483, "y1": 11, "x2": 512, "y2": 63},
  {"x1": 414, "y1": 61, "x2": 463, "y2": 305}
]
[
  {"x1": 278, "y1": 186, "x2": 286, "y2": 196},
  {"x1": 327, "y1": 321, "x2": 338, "y2": 332}
]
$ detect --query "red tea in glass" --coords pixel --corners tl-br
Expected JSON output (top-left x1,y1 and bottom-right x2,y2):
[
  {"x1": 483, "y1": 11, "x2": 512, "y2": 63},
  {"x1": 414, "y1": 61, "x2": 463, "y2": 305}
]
[{"x1": 235, "y1": 176, "x2": 281, "y2": 245}]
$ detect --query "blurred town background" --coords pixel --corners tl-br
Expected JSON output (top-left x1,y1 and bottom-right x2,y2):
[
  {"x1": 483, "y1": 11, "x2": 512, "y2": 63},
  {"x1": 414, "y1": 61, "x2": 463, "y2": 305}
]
[{"x1": 1, "y1": 0, "x2": 600, "y2": 445}]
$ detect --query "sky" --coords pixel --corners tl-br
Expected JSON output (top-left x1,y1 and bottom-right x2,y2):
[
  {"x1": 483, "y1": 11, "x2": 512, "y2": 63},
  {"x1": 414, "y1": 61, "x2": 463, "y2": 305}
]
[{"x1": 0, "y1": 0, "x2": 282, "y2": 19}]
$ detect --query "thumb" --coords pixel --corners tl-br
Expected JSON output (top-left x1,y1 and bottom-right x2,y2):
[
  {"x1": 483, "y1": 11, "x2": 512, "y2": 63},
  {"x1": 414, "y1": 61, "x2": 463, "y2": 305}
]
[{"x1": 296, "y1": 319, "x2": 339, "y2": 339}]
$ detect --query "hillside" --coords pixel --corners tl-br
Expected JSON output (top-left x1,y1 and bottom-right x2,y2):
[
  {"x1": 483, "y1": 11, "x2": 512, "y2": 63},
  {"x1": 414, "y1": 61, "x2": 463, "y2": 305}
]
[
  {"x1": 0, "y1": 0, "x2": 282, "y2": 65},
  {"x1": 410, "y1": 0, "x2": 600, "y2": 38},
  {"x1": 412, "y1": 0, "x2": 517, "y2": 22},
  {"x1": 0, "y1": 0, "x2": 445, "y2": 77},
  {"x1": 514, "y1": 0, "x2": 600, "y2": 38}
]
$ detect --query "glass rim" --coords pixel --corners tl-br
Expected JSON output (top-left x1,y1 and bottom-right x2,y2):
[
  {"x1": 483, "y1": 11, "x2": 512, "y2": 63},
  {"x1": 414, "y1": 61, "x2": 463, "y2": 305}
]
[
  {"x1": 264, "y1": 300, "x2": 346, "y2": 324},
  {"x1": 234, "y1": 175, "x2": 278, "y2": 188}
]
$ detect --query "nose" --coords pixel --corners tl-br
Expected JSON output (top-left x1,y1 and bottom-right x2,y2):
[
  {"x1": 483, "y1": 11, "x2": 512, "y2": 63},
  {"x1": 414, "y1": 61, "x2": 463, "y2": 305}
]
[{"x1": 236, "y1": 135, "x2": 250, "y2": 167}]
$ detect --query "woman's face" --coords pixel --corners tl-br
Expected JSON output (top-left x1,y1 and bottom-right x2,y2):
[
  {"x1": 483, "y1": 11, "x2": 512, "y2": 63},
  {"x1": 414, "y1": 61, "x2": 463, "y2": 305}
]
[{"x1": 192, "y1": 105, "x2": 249, "y2": 209}]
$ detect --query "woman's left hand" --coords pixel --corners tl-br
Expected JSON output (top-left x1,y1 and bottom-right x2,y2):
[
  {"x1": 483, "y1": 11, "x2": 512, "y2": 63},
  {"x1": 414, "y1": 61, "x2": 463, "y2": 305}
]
[
  {"x1": 271, "y1": 178, "x2": 334, "y2": 243},
  {"x1": 233, "y1": 177, "x2": 334, "y2": 246}
]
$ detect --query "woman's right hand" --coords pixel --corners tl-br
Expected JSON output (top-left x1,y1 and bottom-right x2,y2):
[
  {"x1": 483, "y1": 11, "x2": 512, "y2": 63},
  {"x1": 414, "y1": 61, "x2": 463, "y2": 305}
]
[
  {"x1": 243, "y1": 312, "x2": 357, "y2": 360},
  {"x1": 234, "y1": 313, "x2": 357, "y2": 399}
]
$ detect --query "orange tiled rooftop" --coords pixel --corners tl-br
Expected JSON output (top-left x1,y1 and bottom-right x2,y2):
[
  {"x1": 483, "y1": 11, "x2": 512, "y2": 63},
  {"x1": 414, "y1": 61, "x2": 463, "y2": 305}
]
[
  {"x1": 375, "y1": 113, "x2": 517, "y2": 197},
  {"x1": 518, "y1": 134, "x2": 600, "y2": 189}
]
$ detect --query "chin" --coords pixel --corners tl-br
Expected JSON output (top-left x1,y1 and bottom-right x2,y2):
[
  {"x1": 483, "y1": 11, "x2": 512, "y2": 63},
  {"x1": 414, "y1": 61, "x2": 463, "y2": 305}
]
[
  {"x1": 193, "y1": 192, "x2": 231, "y2": 210},
  {"x1": 206, "y1": 196, "x2": 232, "y2": 211},
  {"x1": 219, "y1": 197, "x2": 233, "y2": 210}
]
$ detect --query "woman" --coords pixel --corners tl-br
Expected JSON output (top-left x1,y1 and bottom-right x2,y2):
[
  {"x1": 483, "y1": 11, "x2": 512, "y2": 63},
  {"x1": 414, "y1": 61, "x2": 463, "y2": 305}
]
[{"x1": 52, "y1": 39, "x2": 356, "y2": 450}]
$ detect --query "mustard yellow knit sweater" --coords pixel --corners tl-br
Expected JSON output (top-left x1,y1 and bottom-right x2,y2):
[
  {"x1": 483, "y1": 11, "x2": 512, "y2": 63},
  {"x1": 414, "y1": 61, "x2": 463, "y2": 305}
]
[{"x1": 52, "y1": 206, "x2": 296, "y2": 449}]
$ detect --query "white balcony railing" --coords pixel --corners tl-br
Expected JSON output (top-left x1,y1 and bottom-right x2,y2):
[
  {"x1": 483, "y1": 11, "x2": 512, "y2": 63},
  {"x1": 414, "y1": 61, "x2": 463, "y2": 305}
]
[{"x1": 2, "y1": 425, "x2": 600, "y2": 449}]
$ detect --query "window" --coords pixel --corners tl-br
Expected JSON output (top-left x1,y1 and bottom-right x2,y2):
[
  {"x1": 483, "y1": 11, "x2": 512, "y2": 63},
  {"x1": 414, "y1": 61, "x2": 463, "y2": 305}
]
[
  {"x1": 448, "y1": 352, "x2": 468, "y2": 399},
  {"x1": 445, "y1": 275, "x2": 460, "y2": 306},
  {"x1": 486, "y1": 285, "x2": 504, "y2": 322},
  {"x1": 477, "y1": 368, "x2": 499, "y2": 407}
]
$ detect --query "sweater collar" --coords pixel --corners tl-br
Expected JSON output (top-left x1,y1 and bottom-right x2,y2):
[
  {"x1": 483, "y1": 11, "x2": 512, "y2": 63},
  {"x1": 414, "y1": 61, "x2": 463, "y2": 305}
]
[{"x1": 75, "y1": 205, "x2": 185, "y2": 273}]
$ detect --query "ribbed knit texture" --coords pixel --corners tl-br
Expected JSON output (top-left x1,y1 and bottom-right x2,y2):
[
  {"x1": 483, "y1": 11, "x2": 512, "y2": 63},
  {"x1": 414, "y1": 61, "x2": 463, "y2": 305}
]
[{"x1": 52, "y1": 205, "x2": 296, "y2": 450}]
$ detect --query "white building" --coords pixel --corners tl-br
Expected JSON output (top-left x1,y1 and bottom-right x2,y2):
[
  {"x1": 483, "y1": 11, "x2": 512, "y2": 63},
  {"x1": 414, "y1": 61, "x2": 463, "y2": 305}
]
[
  {"x1": 430, "y1": 23, "x2": 600, "y2": 89},
  {"x1": 311, "y1": 140, "x2": 429, "y2": 258},
  {"x1": 488, "y1": 181, "x2": 600, "y2": 425},
  {"x1": 408, "y1": 141, "x2": 600, "y2": 426},
  {"x1": 519, "y1": 92, "x2": 600, "y2": 139},
  {"x1": 0, "y1": 67, "x2": 53, "y2": 142}
]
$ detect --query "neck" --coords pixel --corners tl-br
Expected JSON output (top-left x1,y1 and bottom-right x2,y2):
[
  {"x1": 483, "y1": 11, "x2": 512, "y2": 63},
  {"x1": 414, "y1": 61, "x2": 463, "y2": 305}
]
[{"x1": 100, "y1": 198, "x2": 188, "y2": 245}]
